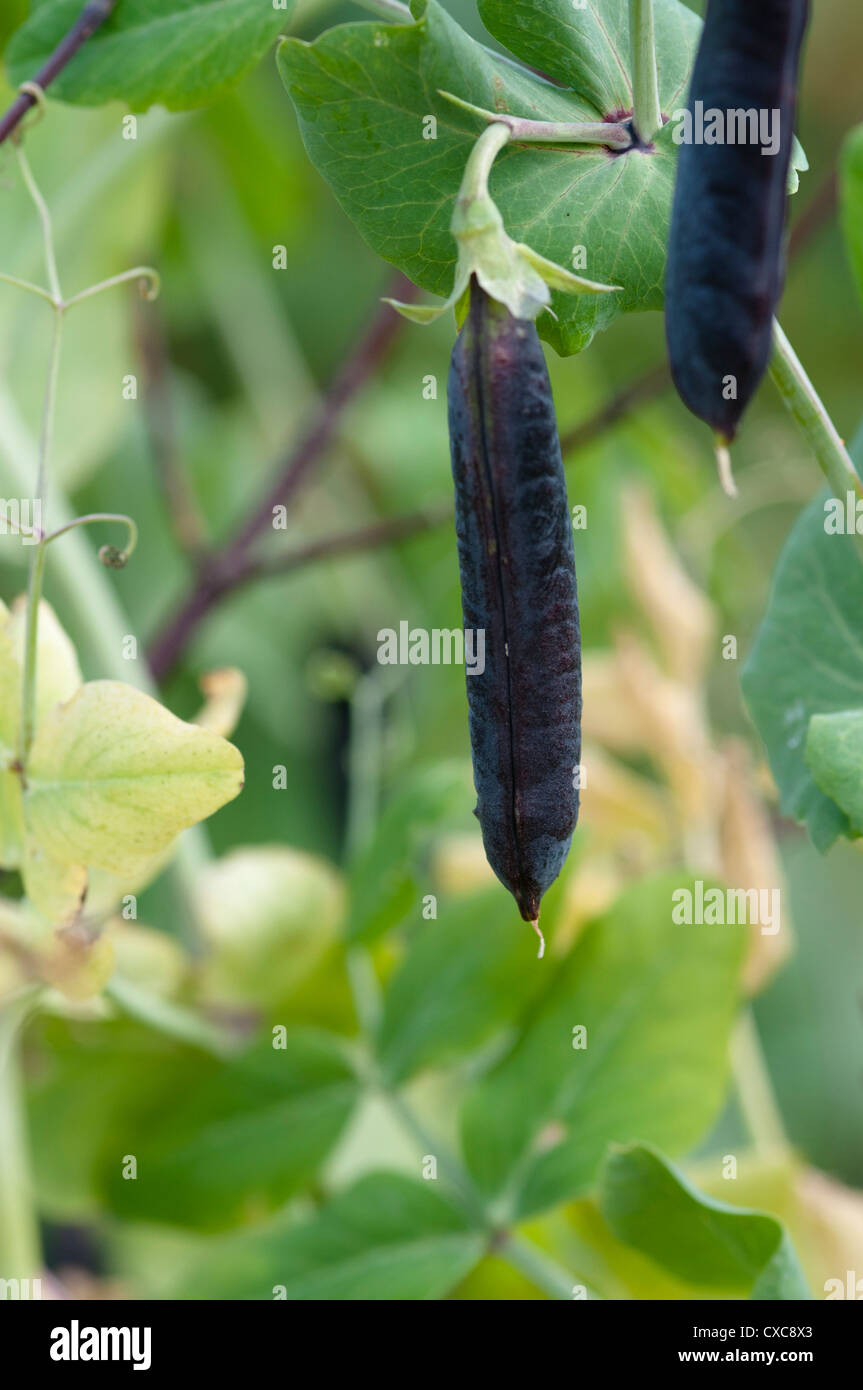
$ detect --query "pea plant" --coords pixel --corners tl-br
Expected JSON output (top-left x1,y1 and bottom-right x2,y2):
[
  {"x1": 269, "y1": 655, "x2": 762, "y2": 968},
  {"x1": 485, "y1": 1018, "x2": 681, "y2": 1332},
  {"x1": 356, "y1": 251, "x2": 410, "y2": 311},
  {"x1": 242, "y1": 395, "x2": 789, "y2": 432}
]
[{"x1": 0, "y1": 0, "x2": 862, "y2": 1303}]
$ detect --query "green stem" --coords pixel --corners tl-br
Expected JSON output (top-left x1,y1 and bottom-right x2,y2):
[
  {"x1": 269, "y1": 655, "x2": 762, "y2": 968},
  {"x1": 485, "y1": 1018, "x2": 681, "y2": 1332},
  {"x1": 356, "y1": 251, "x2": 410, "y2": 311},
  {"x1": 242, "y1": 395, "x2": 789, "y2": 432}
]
[
  {"x1": 104, "y1": 976, "x2": 235, "y2": 1059},
  {"x1": 17, "y1": 145, "x2": 61, "y2": 303},
  {"x1": 344, "y1": 673, "x2": 390, "y2": 865},
  {"x1": 382, "y1": 1085, "x2": 490, "y2": 1227},
  {"x1": 502, "y1": 1233, "x2": 597, "y2": 1301},
  {"x1": 458, "y1": 119, "x2": 512, "y2": 208},
  {"x1": 17, "y1": 309, "x2": 63, "y2": 764},
  {"x1": 0, "y1": 990, "x2": 42, "y2": 1283},
  {"x1": 438, "y1": 92, "x2": 631, "y2": 150},
  {"x1": 770, "y1": 320, "x2": 861, "y2": 500},
  {"x1": 15, "y1": 144, "x2": 64, "y2": 768},
  {"x1": 630, "y1": 0, "x2": 662, "y2": 143},
  {"x1": 731, "y1": 1009, "x2": 789, "y2": 1159}
]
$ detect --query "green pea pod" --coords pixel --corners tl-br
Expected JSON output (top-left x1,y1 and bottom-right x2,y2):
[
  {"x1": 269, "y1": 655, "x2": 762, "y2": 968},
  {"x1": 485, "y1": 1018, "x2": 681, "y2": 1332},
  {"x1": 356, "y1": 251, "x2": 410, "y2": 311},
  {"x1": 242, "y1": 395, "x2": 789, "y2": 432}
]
[{"x1": 447, "y1": 280, "x2": 581, "y2": 951}]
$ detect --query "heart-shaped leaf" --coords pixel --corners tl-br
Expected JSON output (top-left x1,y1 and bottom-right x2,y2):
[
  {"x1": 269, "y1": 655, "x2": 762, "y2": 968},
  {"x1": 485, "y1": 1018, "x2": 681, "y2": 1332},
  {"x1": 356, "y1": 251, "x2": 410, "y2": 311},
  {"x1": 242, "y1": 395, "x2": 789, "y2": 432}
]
[
  {"x1": 278, "y1": 0, "x2": 700, "y2": 356},
  {"x1": 25, "y1": 680, "x2": 244, "y2": 881}
]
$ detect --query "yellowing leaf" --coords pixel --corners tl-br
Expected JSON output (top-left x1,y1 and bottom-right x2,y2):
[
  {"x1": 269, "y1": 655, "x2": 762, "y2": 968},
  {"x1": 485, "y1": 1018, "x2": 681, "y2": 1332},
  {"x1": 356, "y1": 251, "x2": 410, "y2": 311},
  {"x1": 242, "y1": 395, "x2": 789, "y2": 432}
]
[
  {"x1": 21, "y1": 839, "x2": 87, "y2": 924},
  {"x1": 6, "y1": 597, "x2": 83, "y2": 730},
  {"x1": 0, "y1": 613, "x2": 23, "y2": 866},
  {"x1": 0, "y1": 599, "x2": 82, "y2": 872},
  {"x1": 0, "y1": 769, "x2": 25, "y2": 871},
  {"x1": 25, "y1": 681, "x2": 244, "y2": 878}
]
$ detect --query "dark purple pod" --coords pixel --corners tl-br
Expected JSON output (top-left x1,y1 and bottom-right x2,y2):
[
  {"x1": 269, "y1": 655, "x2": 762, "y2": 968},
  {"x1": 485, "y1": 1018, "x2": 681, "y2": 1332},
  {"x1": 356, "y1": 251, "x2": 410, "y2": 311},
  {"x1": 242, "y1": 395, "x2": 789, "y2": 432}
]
[
  {"x1": 447, "y1": 281, "x2": 581, "y2": 933},
  {"x1": 665, "y1": 0, "x2": 809, "y2": 441}
]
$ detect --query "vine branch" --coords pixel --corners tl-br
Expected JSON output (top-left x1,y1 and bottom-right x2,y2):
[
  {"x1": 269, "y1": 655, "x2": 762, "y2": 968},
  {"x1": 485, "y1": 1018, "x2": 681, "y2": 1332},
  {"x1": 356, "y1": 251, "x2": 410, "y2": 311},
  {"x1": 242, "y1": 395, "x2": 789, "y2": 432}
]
[
  {"x1": 146, "y1": 275, "x2": 417, "y2": 680},
  {"x1": 0, "y1": 0, "x2": 117, "y2": 147}
]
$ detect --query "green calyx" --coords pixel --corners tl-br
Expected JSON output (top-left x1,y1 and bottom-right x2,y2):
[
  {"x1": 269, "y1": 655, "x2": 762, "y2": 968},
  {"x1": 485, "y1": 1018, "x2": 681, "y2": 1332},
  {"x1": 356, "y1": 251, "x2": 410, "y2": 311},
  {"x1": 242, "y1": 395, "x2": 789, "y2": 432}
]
[{"x1": 386, "y1": 122, "x2": 620, "y2": 325}]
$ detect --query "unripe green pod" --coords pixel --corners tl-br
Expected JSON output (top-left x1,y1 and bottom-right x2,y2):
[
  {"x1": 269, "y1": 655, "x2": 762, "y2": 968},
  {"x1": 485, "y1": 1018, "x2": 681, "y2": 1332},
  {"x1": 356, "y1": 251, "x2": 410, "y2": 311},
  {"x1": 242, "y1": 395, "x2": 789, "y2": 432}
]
[{"x1": 448, "y1": 280, "x2": 581, "y2": 942}]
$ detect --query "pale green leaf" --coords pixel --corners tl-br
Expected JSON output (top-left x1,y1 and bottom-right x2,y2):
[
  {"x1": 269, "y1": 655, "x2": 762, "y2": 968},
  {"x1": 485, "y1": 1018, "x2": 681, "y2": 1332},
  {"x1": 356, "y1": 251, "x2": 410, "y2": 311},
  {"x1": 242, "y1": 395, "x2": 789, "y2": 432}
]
[
  {"x1": 196, "y1": 846, "x2": 345, "y2": 1005},
  {"x1": 6, "y1": 597, "x2": 83, "y2": 733},
  {"x1": 0, "y1": 598, "x2": 83, "y2": 871},
  {"x1": 25, "y1": 680, "x2": 244, "y2": 877},
  {"x1": 0, "y1": 605, "x2": 23, "y2": 867},
  {"x1": 600, "y1": 1145, "x2": 812, "y2": 1300}
]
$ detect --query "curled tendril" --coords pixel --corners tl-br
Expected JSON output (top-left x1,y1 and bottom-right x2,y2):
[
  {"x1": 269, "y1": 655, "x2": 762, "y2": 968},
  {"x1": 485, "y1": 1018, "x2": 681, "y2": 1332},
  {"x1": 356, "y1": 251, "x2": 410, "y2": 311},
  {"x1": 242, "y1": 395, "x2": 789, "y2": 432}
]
[
  {"x1": 138, "y1": 268, "x2": 161, "y2": 302},
  {"x1": 45, "y1": 512, "x2": 138, "y2": 568},
  {"x1": 13, "y1": 82, "x2": 47, "y2": 137},
  {"x1": 98, "y1": 544, "x2": 129, "y2": 570}
]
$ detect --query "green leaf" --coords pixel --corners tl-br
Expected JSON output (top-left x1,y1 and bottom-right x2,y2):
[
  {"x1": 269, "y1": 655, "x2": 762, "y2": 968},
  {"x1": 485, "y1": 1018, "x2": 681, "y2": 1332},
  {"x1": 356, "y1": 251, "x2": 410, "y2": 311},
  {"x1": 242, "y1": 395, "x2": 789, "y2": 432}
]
[
  {"x1": 840, "y1": 123, "x2": 863, "y2": 308},
  {"x1": 600, "y1": 1145, "x2": 812, "y2": 1300},
  {"x1": 376, "y1": 887, "x2": 543, "y2": 1084},
  {"x1": 103, "y1": 1031, "x2": 358, "y2": 1231},
  {"x1": 0, "y1": 0, "x2": 28, "y2": 56},
  {"x1": 277, "y1": 0, "x2": 700, "y2": 357},
  {"x1": 175, "y1": 1172, "x2": 485, "y2": 1298},
  {"x1": 347, "y1": 761, "x2": 473, "y2": 945},
  {"x1": 477, "y1": 0, "x2": 696, "y2": 116},
  {"x1": 6, "y1": 0, "x2": 292, "y2": 113},
  {"x1": 741, "y1": 490, "x2": 863, "y2": 851},
  {"x1": 461, "y1": 873, "x2": 746, "y2": 1218},
  {"x1": 26, "y1": 1015, "x2": 212, "y2": 1219},
  {"x1": 24, "y1": 680, "x2": 244, "y2": 880},
  {"x1": 806, "y1": 710, "x2": 863, "y2": 833}
]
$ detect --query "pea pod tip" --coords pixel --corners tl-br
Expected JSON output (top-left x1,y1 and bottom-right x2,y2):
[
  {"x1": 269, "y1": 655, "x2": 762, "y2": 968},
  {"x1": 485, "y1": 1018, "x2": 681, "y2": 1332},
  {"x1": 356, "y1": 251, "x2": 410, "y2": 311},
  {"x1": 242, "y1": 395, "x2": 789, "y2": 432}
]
[
  {"x1": 715, "y1": 437, "x2": 738, "y2": 499},
  {"x1": 531, "y1": 918, "x2": 545, "y2": 960}
]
